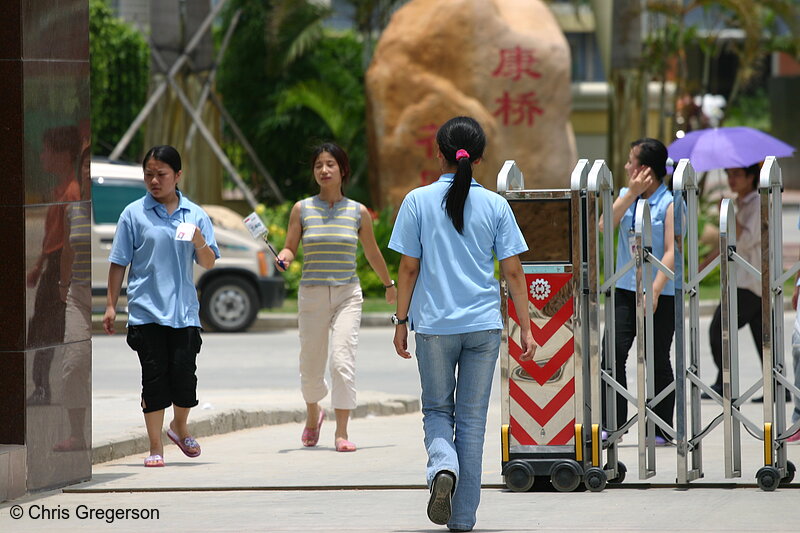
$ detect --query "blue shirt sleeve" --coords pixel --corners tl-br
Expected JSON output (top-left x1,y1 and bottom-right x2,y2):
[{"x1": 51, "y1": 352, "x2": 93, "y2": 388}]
[
  {"x1": 493, "y1": 197, "x2": 528, "y2": 260},
  {"x1": 389, "y1": 194, "x2": 422, "y2": 258},
  {"x1": 108, "y1": 209, "x2": 134, "y2": 266}
]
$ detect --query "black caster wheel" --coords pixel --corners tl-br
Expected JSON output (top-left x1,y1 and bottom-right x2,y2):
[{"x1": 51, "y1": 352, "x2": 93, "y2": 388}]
[
  {"x1": 756, "y1": 466, "x2": 781, "y2": 491},
  {"x1": 603, "y1": 461, "x2": 627, "y2": 484},
  {"x1": 780, "y1": 461, "x2": 796, "y2": 486},
  {"x1": 504, "y1": 460, "x2": 534, "y2": 492},
  {"x1": 584, "y1": 467, "x2": 607, "y2": 492},
  {"x1": 551, "y1": 461, "x2": 582, "y2": 492}
]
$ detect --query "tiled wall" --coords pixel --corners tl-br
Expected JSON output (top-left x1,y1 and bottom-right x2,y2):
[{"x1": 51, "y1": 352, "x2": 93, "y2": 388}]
[{"x1": 0, "y1": 0, "x2": 92, "y2": 494}]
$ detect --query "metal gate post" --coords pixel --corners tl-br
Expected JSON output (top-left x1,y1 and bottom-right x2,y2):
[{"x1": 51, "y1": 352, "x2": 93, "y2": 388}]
[
  {"x1": 633, "y1": 200, "x2": 657, "y2": 478},
  {"x1": 672, "y1": 159, "x2": 703, "y2": 483},
  {"x1": 585, "y1": 161, "x2": 625, "y2": 482},
  {"x1": 570, "y1": 159, "x2": 591, "y2": 470},
  {"x1": 757, "y1": 156, "x2": 792, "y2": 487},
  {"x1": 719, "y1": 199, "x2": 743, "y2": 477}
]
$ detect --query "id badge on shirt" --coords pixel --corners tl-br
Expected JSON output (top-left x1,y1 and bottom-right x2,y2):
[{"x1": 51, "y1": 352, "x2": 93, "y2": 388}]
[{"x1": 628, "y1": 227, "x2": 637, "y2": 256}]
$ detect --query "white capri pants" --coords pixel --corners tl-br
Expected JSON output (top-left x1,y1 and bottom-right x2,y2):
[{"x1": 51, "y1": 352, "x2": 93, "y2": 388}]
[{"x1": 297, "y1": 282, "x2": 362, "y2": 410}]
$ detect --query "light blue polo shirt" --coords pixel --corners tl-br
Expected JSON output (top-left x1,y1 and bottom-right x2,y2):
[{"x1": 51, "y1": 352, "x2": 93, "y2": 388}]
[
  {"x1": 109, "y1": 191, "x2": 221, "y2": 328},
  {"x1": 615, "y1": 183, "x2": 675, "y2": 295},
  {"x1": 389, "y1": 174, "x2": 528, "y2": 334}
]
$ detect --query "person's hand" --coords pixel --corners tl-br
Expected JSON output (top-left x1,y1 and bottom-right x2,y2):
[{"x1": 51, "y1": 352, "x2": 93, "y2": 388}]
[
  {"x1": 393, "y1": 325, "x2": 411, "y2": 359},
  {"x1": 103, "y1": 306, "x2": 117, "y2": 335},
  {"x1": 27, "y1": 264, "x2": 42, "y2": 288},
  {"x1": 628, "y1": 165, "x2": 655, "y2": 197},
  {"x1": 793, "y1": 285, "x2": 799, "y2": 311},
  {"x1": 190, "y1": 225, "x2": 206, "y2": 249},
  {"x1": 385, "y1": 285, "x2": 397, "y2": 305},
  {"x1": 518, "y1": 330, "x2": 537, "y2": 361},
  {"x1": 275, "y1": 252, "x2": 291, "y2": 272}
]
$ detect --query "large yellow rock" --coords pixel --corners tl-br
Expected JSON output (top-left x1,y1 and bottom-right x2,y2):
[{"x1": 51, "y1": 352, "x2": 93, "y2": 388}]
[{"x1": 366, "y1": 0, "x2": 576, "y2": 209}]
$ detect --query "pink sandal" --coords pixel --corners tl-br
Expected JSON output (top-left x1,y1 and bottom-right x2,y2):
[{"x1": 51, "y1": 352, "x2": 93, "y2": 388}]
[
  {"x1": 144, "y1": 454, "x2": 165, "y2": 467},
  {"x1": 335, "y1": 439, "x2": 357, "y2": 452},
  {"x1": 301, "y1": 409, "x2": 325, "y2": 447}
]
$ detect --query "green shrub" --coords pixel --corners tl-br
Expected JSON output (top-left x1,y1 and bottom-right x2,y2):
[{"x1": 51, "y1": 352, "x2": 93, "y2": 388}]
[{"x1": 89, "y1": 0, "x2": 149, "y2": 158}]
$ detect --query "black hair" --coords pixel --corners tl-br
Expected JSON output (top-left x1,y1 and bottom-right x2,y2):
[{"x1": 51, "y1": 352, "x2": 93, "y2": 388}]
[
  {"x1": 436, "y1": 116, "x2": 486, "y2": 234},
  {"x1": 745, "y1": 163, "x2": 760, "y2": 190},
  {"x1": 630, "y1": 138, "x2": 668, "y2": 180},
  {"x1": 142, "y1": 145, "x2": 182, "y2": 173},
  {"x1": 310, "y1": 142, "x2": 350, "y2": 192}
]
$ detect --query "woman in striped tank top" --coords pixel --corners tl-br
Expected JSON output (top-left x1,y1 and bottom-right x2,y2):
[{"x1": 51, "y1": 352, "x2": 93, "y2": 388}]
[{"x1": 276, "y1": 143, "x2": 397, "y2": 452}]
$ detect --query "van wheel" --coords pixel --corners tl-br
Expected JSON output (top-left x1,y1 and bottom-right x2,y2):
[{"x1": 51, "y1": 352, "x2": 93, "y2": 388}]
[{"x1": 200, "y1": 276, "x2": 259, "y2": 332}]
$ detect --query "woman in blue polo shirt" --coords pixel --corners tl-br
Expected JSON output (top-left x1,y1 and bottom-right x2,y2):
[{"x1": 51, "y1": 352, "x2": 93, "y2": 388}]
[
  {"x1": 103, "y1": 145, "x2": 220, "y2": 468},
  {"x1": 390, "y1": 116, "x2": 536, "y2": 532},
  {"x1": 600, "y1": 138, "x2": 675, "y2": 444}
]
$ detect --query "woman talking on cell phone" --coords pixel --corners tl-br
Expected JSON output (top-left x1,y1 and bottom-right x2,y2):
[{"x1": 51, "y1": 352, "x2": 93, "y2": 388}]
[{"x1": 599, "y1": 137, "x2": 676, "y2": 445}]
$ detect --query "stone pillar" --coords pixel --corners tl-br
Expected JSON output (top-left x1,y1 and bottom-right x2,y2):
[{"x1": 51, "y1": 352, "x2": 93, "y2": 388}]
[{"x1": 0, "y1": 1, "x2": 92, "y2": 499}]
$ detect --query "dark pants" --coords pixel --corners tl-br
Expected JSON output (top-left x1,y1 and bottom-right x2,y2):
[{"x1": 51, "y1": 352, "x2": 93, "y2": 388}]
[
  {"x1": 126, "y1": 324, "x2": 202, "y2": 413},
  {"x1": 28, "y1": 250, "x2": 67, "y2": 394},
  {"x1": 603, "y1": 288, "x2": 675, "y2": 438},
  {"x1": 708, "y1": 288, "x2": 762, "y2": 388}
]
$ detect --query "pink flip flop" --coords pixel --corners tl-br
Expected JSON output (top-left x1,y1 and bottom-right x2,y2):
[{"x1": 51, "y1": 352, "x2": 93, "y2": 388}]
[
  {"x1": 335, "y1": 439, "x2": 357, "y2": 452},
  {"x1": 167, "y1": 428, "x2": 201, "y2": 458},
  {"x1": 144, "y1": 454, "x2": 165, "y2": 467},
  {"x1": 301, "y1": 409, "x2": 325, "y2": 447}
]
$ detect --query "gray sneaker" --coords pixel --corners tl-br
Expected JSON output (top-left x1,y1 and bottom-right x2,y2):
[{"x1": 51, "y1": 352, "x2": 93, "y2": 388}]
[{"x1": 427, "y1": 471, "x2": 455, "y2": 525}]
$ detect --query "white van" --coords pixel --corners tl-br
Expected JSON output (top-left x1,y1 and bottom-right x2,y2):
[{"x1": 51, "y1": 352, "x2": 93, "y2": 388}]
[{"x1": 91, "y1": 159, "x2": 285, "y2": 332}]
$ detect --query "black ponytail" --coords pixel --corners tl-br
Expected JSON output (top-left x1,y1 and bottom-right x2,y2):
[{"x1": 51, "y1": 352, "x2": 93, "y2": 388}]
[{"x1": 436, "y1": 116, "x2": 486, "y2": 234}]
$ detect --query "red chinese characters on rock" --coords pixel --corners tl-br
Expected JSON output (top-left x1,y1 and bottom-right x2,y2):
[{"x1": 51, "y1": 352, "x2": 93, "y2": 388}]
[
  {"x1": 415, "y1": 123, "x2": 440, "y2": 185},
  {"x1": 492, "y1": 46, "x2": 542, "y2": 81},
  {"x1": 491, "y1": 47, "x2": 544, "y2": 127},
  {"x1": 494, "y1": 91, "x2": 544, "y2": 127}
]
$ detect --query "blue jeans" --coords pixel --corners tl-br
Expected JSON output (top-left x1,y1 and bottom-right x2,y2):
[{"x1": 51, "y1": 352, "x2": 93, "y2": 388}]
[{"x1": 415, "y1": 329, "x2": 501, "y2": 531}]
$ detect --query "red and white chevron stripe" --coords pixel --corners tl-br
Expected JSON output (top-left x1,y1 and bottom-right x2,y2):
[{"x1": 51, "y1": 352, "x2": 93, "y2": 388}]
[{"x1": 507, "y1": 273, "x2": 575, "y2": 446}]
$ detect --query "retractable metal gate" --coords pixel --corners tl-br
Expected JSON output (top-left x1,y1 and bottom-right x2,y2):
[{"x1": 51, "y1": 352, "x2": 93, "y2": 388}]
[{"x1": 498, "y1": 156, "x2": 797, "y2": 492}]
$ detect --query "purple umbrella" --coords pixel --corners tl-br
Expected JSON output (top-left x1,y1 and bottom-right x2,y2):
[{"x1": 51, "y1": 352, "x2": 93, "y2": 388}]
[{"x1": 667, "y1": 126, "x2": 795, "y2": 172}]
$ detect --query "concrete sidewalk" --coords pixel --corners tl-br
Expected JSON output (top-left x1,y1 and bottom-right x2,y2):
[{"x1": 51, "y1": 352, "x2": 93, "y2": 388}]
[{"x1": 3, "y1": 402, "x2": 799, "y2": 532}]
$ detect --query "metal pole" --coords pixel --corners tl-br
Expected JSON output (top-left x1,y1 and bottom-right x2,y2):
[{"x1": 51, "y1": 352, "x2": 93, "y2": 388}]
[
  {"x1": 149, "y1": 45, "x2": 260, "y2": 210},
  {"x1": 570, "y1": 159, "x2": 590, "y2": 467},
  {"x1": 185, "y1": 9, "x2": 243, "y2": 149},
  {"x1": 634, "y1": 199, "x2": 656, "y2": 478},
  {"x1": 109, "y1": 0, "x2": 230, "y2": 161},
  {"x1": 720, "y1": 199, "x2": 742, "y2": 477}
]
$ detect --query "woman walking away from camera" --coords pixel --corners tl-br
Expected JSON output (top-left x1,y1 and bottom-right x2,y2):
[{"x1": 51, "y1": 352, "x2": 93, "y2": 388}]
[
  {"x1": 275, "y1": 142, "x2": 397, "y2": 452},
  {"x1": 389, "y1": 116, "x2": 536, "y2": 532},
  {"x1": 599, "y1": 138, "x2": 676, "y2": 444},
  {"x1": 103, "y1": 145, "x2": 219, "y2": 468}
]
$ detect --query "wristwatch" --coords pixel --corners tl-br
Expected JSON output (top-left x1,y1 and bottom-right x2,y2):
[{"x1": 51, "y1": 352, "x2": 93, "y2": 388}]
[
  {"x1": 391, "y1": 313, "x2": 408, "y2": 326},
  {"x1": 384, "y1": 280, "x2": 395, "y2": 289}
]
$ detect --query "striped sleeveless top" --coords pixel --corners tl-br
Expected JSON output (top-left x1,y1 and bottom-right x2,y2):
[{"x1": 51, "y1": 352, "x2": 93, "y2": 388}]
[
  {"x1": 67, "y1": 203, "x2": 91, "y2": 284},
  {"x1": 300, "y1": 196, "x2": 361, "y2": 285}
]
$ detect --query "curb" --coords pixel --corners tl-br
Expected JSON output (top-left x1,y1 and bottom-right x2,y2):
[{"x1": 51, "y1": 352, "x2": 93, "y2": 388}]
[
  {"x1": 92, "y1": 300, "x2": 794, "y2": 334},
  {"x1": 91, "y1": 397, "x2": 420, "y2": 465}
]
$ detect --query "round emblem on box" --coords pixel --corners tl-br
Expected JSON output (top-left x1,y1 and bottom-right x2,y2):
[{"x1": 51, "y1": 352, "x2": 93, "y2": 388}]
[{"x1": 529, "y1": 279, "x2": 551, "y2": 300}]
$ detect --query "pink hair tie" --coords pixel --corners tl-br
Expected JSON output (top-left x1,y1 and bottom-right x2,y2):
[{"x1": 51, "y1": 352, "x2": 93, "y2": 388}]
[{"x1": 455, "y1": 149, "x2": 470, "y2": 161}]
